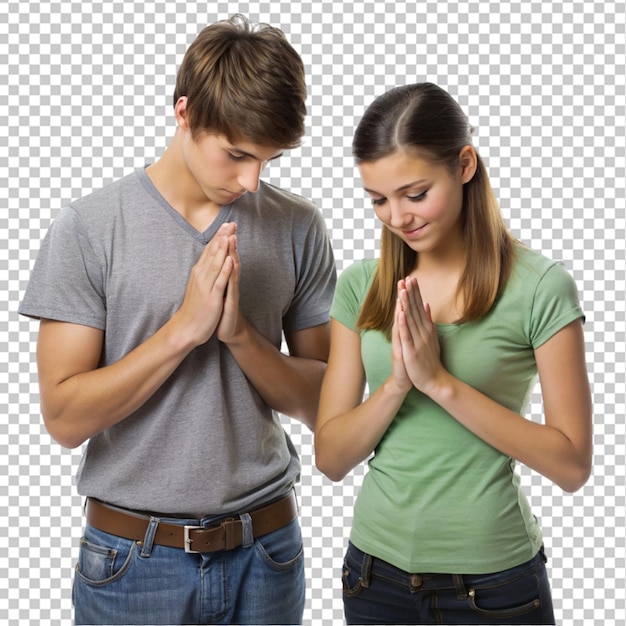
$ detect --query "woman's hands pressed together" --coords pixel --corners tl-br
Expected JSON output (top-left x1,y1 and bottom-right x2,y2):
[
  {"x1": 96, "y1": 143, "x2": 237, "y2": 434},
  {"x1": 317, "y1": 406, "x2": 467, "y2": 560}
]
[{"x1": 394, "y1": 276, "x2": 446, "y2": 398}]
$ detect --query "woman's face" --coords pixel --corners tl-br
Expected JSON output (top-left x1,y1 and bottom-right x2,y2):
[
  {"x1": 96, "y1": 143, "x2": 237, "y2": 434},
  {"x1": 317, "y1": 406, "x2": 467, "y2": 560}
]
[{"x1": 358, "y1": 147, "x2": 476, "y2": 260}]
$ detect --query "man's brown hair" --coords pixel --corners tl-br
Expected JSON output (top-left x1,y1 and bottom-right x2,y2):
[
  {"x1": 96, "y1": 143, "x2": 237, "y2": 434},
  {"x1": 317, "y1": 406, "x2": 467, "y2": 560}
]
[{"x1": 173, "y1": 14, "x2": 307, "y2": 149}]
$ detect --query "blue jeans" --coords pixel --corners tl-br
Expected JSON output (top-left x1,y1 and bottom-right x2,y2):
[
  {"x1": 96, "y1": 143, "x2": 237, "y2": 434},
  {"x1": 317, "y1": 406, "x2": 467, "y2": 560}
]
[
  {"x1": 73, "y1": 512, "x2": 305, "y2": 625},
  {"x1": 342, "y1": 542, "x2": 555, "y2": 625}
]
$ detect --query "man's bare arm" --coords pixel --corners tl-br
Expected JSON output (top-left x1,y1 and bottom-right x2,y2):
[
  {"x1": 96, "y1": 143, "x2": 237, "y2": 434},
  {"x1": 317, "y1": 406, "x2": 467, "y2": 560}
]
[{"x1": 37, "y1": 224, "x2": 236, "y2": 448}]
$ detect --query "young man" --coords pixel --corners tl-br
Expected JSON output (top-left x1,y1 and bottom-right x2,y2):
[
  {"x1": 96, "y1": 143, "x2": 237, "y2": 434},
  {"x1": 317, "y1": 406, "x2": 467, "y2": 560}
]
[{"x1": 19, "y1": 15, "x2": 336, "y2": 625}]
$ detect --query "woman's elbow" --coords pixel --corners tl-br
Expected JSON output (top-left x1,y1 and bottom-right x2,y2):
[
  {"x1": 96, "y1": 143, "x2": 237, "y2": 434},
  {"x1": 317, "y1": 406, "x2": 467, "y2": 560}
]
[
  {"x1": 315, "y1": 457, "x2": 348, "y2": 482},
  {"x1": 314, "y1": 440, "x2": 349, "y2": 482},
  {"x1": 557, "y1": 459, "x2": 592, "y2": 493}
]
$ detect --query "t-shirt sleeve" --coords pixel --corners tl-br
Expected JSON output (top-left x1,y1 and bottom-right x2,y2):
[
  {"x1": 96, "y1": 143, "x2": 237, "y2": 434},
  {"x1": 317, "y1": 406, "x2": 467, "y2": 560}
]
[
  {"x1": 330, "y1": 260, "x2": 374, "y2": 332},
  {"x1": 529, "y1": 261, "x2": 584, "y2": 348},
  {"x1": 282, "y1": 209, "x2": 337, "y2": 332},
  {"x1": 18, "y1": 206, "x2": 106, "y2": 329}
]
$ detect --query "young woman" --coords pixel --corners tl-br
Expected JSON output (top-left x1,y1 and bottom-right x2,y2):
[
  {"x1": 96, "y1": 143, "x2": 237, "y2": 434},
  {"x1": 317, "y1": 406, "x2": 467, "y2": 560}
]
[{"x1": 315, "y1": 83, "x2": 592, "y2": 625}]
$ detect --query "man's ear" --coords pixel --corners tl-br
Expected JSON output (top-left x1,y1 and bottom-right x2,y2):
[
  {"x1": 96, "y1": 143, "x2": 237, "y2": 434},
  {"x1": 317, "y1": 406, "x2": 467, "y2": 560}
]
[
  {"x1": 174, "y1": 96, "x2": 190, "y2": 131},
  {"x1": 459, "y1": 145, "x2": 478, "y2": 184}
]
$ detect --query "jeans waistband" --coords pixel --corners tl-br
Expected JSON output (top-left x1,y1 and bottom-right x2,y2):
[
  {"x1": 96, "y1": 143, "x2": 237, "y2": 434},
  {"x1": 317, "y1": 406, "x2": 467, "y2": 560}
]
[{"x1": 85, "y1": 491, "x2": 298, "y2": 554}]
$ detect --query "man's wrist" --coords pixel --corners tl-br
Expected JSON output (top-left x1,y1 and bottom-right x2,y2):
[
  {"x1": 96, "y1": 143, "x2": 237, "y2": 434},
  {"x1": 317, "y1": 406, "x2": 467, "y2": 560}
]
[{"x1": 219, "y1": 315, "x2": 250, "y2": 349}]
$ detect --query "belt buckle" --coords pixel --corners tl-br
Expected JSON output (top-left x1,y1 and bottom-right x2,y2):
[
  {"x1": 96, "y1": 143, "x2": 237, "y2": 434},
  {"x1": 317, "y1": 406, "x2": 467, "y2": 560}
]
[{"x1": 184, "y1": 525, "x2": 203, "y2": 554}]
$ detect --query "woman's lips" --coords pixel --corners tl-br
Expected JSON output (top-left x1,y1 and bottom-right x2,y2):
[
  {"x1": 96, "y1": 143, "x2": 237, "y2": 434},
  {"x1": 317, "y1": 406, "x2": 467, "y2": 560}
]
[{"x1": 402, "y1": 223, "x2": 427, "y2": 237}]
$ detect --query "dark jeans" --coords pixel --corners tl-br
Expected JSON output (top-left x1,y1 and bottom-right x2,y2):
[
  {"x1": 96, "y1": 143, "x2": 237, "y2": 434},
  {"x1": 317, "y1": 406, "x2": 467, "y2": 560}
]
[{"x1": 342, "y1": 541, "x2": 555, "y2": 625}]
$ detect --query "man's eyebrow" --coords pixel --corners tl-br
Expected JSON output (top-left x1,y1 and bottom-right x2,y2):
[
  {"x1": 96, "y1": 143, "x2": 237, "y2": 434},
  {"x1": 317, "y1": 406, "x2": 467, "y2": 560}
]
[{"x1": 231, "y1": 147, "x2": 284, "y2": 161}]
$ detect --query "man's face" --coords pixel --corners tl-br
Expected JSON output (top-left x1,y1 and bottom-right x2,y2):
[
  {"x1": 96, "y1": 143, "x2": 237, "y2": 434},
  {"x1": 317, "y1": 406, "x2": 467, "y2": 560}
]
[{"x1": 181, "y1": 131, "x2": 284, "y2": 207}]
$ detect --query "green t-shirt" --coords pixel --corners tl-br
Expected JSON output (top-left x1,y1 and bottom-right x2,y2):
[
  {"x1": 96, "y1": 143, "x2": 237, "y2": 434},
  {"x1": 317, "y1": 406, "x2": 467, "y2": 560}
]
[{"x1": 331, "y1": 245, "x2": 584, "y2": 574}]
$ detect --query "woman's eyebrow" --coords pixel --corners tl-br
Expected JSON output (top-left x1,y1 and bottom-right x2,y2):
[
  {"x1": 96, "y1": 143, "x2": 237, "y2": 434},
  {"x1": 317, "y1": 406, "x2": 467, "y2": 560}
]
[{"x1": 364, "y1": 179, "x2": 429, "y2": 195}]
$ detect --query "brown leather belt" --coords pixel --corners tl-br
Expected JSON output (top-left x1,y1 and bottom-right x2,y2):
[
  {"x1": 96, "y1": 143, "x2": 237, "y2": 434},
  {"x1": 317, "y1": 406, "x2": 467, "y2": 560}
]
[{"x1": 85, "y1": 492, "x2": 298, "y2": 554}]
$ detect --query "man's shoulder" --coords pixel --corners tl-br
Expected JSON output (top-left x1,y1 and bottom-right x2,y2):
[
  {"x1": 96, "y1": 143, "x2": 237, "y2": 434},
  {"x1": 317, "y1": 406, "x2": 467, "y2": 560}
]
[
  {"x1": 253, "y1": 181, "x2": 318, "y2": 214},
  {"x1": 68, "y1": 169, "x2": 144, "y2": 218}
]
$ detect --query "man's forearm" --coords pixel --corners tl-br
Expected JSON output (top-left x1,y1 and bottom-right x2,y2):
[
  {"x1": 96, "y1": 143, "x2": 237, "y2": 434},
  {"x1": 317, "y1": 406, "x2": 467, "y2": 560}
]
[{"x1": 38, "y1": 314, "x2": 200, "y2": 448}]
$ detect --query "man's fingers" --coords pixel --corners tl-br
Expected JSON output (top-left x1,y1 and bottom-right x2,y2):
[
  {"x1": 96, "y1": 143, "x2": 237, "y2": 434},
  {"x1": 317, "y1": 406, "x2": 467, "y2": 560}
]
[{"x1": 198, "y1": 222, "x2": 237, "y2": 260}]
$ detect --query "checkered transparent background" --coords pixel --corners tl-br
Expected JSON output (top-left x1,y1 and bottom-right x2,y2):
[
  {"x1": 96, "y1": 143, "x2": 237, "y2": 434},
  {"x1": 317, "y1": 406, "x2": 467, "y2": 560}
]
[{"x1": 2, "y1": 1, "x2": 625, "y2": 624}]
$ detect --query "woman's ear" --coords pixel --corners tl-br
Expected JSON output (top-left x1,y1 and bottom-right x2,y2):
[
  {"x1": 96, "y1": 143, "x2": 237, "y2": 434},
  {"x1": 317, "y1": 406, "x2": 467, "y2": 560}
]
[
  {"x1": 174, "y1": 96, "x2": 190, "y2": 131},
  {"x1": 459, "y1": 145, "x2": 478, "y2": 184}
]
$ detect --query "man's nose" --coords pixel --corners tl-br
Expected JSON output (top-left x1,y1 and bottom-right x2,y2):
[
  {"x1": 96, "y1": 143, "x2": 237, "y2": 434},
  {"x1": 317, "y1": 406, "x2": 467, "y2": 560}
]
[{"x1": 237, "y1": 161, "x2": 264, "y2": 193}]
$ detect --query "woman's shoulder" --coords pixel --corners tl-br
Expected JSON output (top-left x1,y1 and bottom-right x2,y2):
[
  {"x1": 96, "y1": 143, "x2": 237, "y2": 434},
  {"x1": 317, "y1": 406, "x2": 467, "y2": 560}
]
[
  {"x1": 510, "y1": 243, "x2": 574, "y2": 287},
  {"x1": 339, "y1": 257, "x2": 379, "y2": 281},
  {"x1": 331, "y1": 258, "x2": 379, "y2": 324},
  {"x1": 336, "y1": 258, "x2": 378, "y2": 294},
  {"x1": 504, "y1": 243, "x2": 582, "y2": 319}
]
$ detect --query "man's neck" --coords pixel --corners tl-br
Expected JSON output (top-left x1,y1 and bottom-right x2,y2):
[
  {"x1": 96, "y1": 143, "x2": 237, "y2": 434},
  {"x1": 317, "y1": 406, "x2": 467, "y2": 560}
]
[{"x1": 146, "y1": 139, "x2": 221, "y2": 232}]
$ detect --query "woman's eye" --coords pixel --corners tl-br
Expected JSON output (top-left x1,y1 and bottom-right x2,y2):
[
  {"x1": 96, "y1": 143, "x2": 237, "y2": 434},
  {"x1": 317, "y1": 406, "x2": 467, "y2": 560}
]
[
  {"x1": 408, "y1": 191, "x2": 427, "y2": 202},
  {"x1": 228, "y1": 153, "x2": 245, "y2": 161},
  {"x1": 370, "y1": 197, "x2": 386, "y2": 206}
]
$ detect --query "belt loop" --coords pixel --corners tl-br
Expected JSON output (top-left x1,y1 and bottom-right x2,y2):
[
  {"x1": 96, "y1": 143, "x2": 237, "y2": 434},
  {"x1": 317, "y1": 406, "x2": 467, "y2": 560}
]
[
  {"x1": 452, "y1": 574, "x2": 468, "y2": 600},
  {"x1": 360, "y1": 553, "x2": 373, "y2": 588},
  {"x1": 139, "y1": 518, "x2": 159, "y2": 558},
  {"x1": 240, "y1": 513, "x2": 254, "y2": 548}
]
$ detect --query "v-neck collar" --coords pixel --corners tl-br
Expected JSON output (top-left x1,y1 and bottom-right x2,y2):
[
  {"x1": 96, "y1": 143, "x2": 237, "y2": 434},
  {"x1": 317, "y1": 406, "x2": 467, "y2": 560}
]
[{"x1": 137, "y1": 166, "x2": 235, "y2": 245}]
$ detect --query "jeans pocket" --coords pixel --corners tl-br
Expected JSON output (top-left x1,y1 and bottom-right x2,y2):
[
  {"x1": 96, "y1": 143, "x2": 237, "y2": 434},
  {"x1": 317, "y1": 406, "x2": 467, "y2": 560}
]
[
  {"x1": 75, "y1": 528, "x2": 136, "y2": 586},
  {"x1": 465, "y1": 571, "x2": 542, "y2": 620},
  {"x1": 467, "y1": 587, "x2": 541, "y2": 620},
  {"x1": 254, "y1": 519, "x2": 304, "y2": 572},
  {"x1": 342, "y1": 557, "x2": 365, "y2": 598}
]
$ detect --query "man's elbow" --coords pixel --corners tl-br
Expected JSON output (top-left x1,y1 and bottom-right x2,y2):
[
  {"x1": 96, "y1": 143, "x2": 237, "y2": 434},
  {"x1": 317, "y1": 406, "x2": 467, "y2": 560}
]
[{"x1": 42, "y1": 411, "x2": 86, "y2": 450}]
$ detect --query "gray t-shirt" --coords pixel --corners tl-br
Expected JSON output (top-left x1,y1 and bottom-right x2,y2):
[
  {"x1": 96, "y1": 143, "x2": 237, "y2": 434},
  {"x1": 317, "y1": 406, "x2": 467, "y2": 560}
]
[{"x1": 19, "y1": 168, "x2": 336, "y2": 517}]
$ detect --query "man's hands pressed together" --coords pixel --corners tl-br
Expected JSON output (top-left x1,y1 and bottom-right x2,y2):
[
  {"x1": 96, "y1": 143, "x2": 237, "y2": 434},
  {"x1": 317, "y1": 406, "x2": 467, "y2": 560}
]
[{"x1": 173, "y1": 222, "x2": 239, "y2": 349}]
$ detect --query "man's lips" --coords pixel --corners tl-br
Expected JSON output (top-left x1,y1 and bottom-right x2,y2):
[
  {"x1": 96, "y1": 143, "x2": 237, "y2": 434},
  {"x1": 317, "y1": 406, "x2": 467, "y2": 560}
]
[{"x1": 223, "y1": 190, "x2": 246, "y2": 201}]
